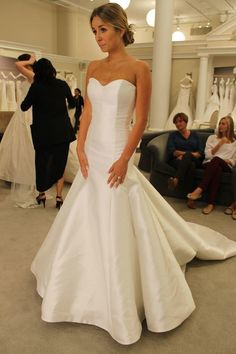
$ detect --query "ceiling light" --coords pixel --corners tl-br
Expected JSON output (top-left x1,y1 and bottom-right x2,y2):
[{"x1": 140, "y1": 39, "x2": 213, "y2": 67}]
[
  {"x1": 146, "y1": 9, "x2": 155, "y2": 27},
  {"x1": 172, "y1": 27, "x2": 185, "y2": 41},
  {"x1": 109, "y1": 0, "x2": 130, "y2": 10}
]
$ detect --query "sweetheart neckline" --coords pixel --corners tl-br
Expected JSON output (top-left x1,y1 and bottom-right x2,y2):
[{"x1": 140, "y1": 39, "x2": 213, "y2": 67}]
[{"x1": 89, "y1": 77, "x2": 136, "y2": 89}]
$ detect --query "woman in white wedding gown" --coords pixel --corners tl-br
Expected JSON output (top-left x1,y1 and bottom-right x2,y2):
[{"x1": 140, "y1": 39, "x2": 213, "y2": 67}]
[
  {"x1": 0, "y1": 54, "x2": 37, "y2": 208},
  {"x1": 31, "y1": 3, "x2": 236, "y2": 345}
]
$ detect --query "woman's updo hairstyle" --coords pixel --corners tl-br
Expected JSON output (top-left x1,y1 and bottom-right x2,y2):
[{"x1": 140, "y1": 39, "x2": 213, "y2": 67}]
[
  {"x1": 17, "y1": 53, "x2": 37, "y2": 70},
  {"x1": 90, "y1": 3, "x2": 134, "y2": 47}
]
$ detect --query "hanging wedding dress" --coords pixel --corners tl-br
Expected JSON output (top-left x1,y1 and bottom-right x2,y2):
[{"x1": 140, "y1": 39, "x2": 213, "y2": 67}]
[
  {"x1": 31, "y1": 78, "x2": 236, "y2": 345},
  {"x1": 200, "y1": 80, "x2": 220, "y2": 127},
  {"x1": 0, "y1": 79, "x2": 36, "y2": 207},
  {"x1": 165, "y1": 76, "x2": 194, "y2": 130},
  {"x1": 0, "y1": 79, "x2": 8, "y2": 111},
  {"x1": 217, "y1": 78, "x2": 231, "y2": 125},
  {"x1": 6, "y1": 80, "x2": 17, "y2": 111}
]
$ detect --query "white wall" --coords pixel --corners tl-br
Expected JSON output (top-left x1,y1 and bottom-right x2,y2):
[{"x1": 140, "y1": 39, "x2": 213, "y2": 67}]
[{"x1": 0, "y1": 0, "x2": 58, "y2": 53}]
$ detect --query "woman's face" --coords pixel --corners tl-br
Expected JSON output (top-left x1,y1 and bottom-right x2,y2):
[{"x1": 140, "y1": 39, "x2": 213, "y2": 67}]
[
  {"x1": 91, "y1": 16, "x2": 124, "y2": 52},
  {"x1": 174, "y1": 117, "x2": 187, "y2": 131},
  {"x1": 218, "y1": 118, "x2": 228, "y2": 134}
]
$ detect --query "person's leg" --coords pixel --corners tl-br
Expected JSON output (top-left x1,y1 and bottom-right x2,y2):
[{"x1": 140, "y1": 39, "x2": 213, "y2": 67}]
[
  {"x1": 174, "y1": 152, "x2": 193, "y2": 182},
  {"x1": 225, "y1": 168, "x2": 236, "y2": 218},
  {"x1": 74, "y1": 113, "x2": 79, "y2": 134},
  {"x1": 56, "y1": 176, "x2": 64, "y2": 198},
  {"x1": 168, "y1": 152, "x2": 193, "y2": 190},
  {"x1": 232, "y1": 168, "x2": 236, "y2": 205},
  {"x1": 205, "y1": 157, "x2": 231, "y2": 205},
  {"x1": 188, "y1": 157, "x2": 229, "y2": 203},
  {"x1": 55, "y1": 176, "x2": 64, "y2": 209}
]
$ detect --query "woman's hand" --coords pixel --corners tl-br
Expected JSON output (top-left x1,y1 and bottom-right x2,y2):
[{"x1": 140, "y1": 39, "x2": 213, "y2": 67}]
[
  {"x1": 107, "y1": 157, "x2": 128, "y2": 188},
  {"x1": 77, "y1": 150, "x2": 89, "y2": 179},
  {"x1": 191, "y1": 152, "x2": 201, "y2": 158},
  {"x1": 220, "y1": 136, "x2": 229, "y2": 145},
  {"x1": 29, "y1": 54, "x2": 36, "y2": 65}
]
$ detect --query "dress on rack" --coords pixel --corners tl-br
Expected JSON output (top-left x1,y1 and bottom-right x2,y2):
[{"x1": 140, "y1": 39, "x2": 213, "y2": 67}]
[
  {"x1": 200, "y1": 83, "x2": 220, "y2": 126},
  {"x1": 0, "y1": 80, "x2": 36, "y2": 207},
  {"x1": 31, "y1": 78, "x2": 236, "y2": 345},
  {"x1": 6, "y1": 80, "x2": 17, "y2": 111},
  {"x1": 0, "y1": 79, "x2": 8, "y2": 111},
  {"x1": 217, "y1": 78, "x2": 231, "y2": 124},
  {"x1": 165, "y1": 82, "x2": 193, "y2": 130}
]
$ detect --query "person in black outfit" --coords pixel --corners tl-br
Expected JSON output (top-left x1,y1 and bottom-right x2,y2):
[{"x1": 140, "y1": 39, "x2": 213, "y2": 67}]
[
  {"x1": 167, "y1": 112, "x2": 204, "y2": 208},
  {"x1": 21, "y1": 58, "x2": 76, "y2": 208},
  {"x1": 73, "y1": 88, "x2": 84, "y2": 134}
]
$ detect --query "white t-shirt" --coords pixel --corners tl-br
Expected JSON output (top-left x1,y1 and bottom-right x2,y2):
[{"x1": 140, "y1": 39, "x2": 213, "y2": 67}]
[{"x1": 204, "y1": 134, "x2": 236, "y2": 167}]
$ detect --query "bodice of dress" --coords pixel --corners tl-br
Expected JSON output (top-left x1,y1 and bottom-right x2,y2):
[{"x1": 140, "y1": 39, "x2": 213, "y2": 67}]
[
  {"x1": 86, "y1": 78, "x2": 136, "y2": 161},
  {"x1": 175, "y1": 84, "x2": 191, "y2": 107}
]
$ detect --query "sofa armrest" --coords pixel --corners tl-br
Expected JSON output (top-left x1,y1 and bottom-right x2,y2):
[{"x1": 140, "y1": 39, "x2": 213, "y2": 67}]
[{"x1": 147, "y1": 134, "x2": 169, "y2": 166}]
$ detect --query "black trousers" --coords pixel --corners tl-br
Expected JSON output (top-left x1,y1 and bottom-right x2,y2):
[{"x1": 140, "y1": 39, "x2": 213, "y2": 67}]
[
  {"x1": 35, "y1": 143, "x2": 69, "y2": 192},
  {"x1": 74, "y1": 112, "x2": 81, "y2": 133},
  {"x1": 169, "y1": 152, "x2": 202, "y2": 193}
]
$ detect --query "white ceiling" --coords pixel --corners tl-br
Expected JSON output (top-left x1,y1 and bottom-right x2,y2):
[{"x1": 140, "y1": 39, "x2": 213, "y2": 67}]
[{"x1": 48, "y1": 0, "x2": 236, "y2": 27}]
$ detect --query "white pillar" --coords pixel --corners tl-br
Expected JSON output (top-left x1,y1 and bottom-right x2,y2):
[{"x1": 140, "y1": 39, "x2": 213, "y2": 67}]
[
  {"x1": 149, "y1": 0, "x2": 174, "y2": 130},
  {"x1": 195, "y1": 55, "x2": 209, "y2": 122}
]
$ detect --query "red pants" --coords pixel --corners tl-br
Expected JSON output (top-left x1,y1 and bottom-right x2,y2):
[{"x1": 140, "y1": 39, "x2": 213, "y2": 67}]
[{"x1": 200, "y1": 157, "x2": 231, "y2": 204}]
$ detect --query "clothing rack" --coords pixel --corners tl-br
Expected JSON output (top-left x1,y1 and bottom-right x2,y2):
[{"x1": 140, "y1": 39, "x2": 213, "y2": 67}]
[{"x1": 0, "y1": 71, "x2": 25, "y2": 80}]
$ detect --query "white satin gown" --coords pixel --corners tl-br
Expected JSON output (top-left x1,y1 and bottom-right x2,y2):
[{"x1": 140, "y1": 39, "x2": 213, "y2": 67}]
[
  {"x1": 0, "y1": 80, "x2": 37, "y2": 208},
  {"x1": 31, "y1": 78, "x2": 236, "y2": 345}
]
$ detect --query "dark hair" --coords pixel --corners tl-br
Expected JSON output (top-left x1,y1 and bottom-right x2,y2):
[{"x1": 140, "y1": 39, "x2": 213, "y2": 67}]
[
  {"x1": 33, "y1": 58, "x2": 56, "y2": 84},
  {"x1": 90, "y1": 3, "x2": 134, "y2": 47},
  {"x1": 217, "y1": 116, "x2": 235, "y2": 142},
  {"x1": 173, "y1": 112, "x2": 188, "y2": 124},
  {"x1": 75, "y1": 88, "x2": 81, "y2": 94},
  {"x1": 17, "y1": 53, "x2": 36, "y2": 70},
  {"x1": 18, "y1": 53, "x2": 31, "y2": 61}
]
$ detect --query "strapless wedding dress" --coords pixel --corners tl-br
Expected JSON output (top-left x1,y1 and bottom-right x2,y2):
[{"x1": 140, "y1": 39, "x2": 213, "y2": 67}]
[{"x1": 31, "y1": 78, "x2": 236, "y2": 345}]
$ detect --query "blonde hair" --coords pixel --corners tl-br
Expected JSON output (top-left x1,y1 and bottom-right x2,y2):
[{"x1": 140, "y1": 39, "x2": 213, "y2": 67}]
[
  {"x1": 217, "y1": 116, "x2": 235, "y2": 142},
  {"x1": 90, "y1": 3, "x2": 134, "y2": 47}
]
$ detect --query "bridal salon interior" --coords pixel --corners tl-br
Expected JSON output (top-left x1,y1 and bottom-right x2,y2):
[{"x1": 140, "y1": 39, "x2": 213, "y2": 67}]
[{"x1": 0, "y1": 1, "x2": 236, "y2": 353}]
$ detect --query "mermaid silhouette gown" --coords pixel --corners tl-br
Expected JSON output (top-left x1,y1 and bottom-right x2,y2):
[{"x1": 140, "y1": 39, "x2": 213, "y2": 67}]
[{"x1": 31, "y1": 78, "x2": 236, "y2": 345}]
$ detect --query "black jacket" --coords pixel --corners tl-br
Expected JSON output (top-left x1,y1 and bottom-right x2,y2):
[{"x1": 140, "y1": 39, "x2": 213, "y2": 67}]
[{"x1": 21, "y1": 78, "x2": 76, "y2": 148}]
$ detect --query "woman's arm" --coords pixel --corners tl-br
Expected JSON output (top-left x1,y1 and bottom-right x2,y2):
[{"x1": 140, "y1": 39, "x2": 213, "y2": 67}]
[
  {"x1": 76, "y1": 63, "x2": 93, "y2": 179},
  {"x1": 64, "y1": 82, "x2": 76, "y2": 109},
  {"x1": 211, "y1": 136, "x2": 228, "y2": 156},
  {"x1": 15, "y1": 54, "x2": 36, "y2": 83},
  {"x1": 107, "y1": 60, "x2": 151, "y2": 187},
  {"x1": 204, "y1": 135, "x2": 218, "y2": 159}
]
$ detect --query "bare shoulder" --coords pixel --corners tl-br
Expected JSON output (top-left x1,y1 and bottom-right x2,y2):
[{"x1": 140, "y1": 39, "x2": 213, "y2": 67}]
[
  {"x1": 134, "y1": 59, "x2": 150, "y2": 78},
  {"x1": 87, "y1": 59, "x2": 105, "y2": 78}
]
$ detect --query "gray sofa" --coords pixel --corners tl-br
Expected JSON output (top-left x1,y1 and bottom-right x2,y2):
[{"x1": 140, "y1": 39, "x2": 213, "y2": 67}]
[{"x1": 147, "y1": 129, "x2": 233, "y2": 206}]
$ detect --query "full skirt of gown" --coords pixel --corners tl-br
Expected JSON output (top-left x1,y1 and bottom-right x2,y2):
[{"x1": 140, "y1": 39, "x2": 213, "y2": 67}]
[
  {"x1": 31, "y1": 79, "x2": 236, "y2": 345},
  {"x1": 0, "y1": 81, "x2": 37, "y2": 207}
]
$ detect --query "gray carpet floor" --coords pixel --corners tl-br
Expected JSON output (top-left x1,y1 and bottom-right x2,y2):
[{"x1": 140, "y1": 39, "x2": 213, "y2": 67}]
[{"x1": 0, "y1": 174, "x2": 236, "y2": 354}]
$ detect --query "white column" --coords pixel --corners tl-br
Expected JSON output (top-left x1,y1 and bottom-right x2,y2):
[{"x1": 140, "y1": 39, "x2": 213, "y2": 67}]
[
  {"x1": 149, "y1": 0, "x2": 174, "y2": 130},
  {"x1": 195, "y1": 55, "x2": 209, "y2": 122}
]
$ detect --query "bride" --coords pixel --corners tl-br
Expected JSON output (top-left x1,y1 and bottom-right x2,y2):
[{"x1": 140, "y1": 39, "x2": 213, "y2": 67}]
[{"x1": 31, "y1": 3, "x2": 236, "y2": 345}]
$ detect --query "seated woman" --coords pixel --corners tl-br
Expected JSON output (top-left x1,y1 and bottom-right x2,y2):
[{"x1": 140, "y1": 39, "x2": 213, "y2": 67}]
[
  {"x1": 224, "y1": 167, "x2": 236, "y2": 220},
  {"x1": 167, "y1": 112, "x2": 204, "y2": 208},
  {"x1": 188, "y1": 116, "x2": 236, "y2": 214}
]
